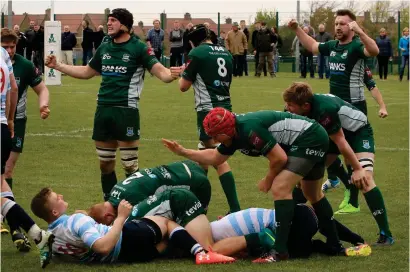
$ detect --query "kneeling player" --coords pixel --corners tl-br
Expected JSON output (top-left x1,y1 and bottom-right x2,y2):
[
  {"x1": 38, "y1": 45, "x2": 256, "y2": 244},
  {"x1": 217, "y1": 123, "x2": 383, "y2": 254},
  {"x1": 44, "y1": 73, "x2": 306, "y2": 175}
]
[
  {"x1": 210, "y1": 204, "x2": 370, "y2": 262},
  {"x1": 283, "y1": 82, "x2": 393, "y2": 245},
  {"x1": 31, "y1": 188, "x2": 234, "y2": 265}
]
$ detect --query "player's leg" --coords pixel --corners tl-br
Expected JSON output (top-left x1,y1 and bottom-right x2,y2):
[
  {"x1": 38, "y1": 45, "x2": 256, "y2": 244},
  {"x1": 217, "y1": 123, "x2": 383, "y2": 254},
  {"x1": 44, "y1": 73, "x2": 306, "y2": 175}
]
[
  {"x1": 114, "y1": 107, "x2": 140, "y2": 178},
  {"x1": 4, "y1": 118, "x2": 27, "y2": 189},
  {"x1": 92, "y1": 105, "x2": 119, "y2": 200},
  {"x1": 197, "y1": 111, "x2": 240, "y2": 213},
  {"x1": 267, "y1": 52, "x2": 274, "y2": 76}
]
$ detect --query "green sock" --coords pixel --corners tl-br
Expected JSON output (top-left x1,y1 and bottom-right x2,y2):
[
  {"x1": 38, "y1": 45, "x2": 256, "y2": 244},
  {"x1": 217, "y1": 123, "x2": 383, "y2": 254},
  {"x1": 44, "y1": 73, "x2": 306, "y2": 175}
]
[
  {"x1": 101, "y1": 171, "x2": 117, "y2": 201},
  {"x1": 274, "y1": 199, "x2": 294, "y2": 253},
  {"x1": 292, "y1": 187, "x2": 307, "y2": 204},
  {"x1": 5, "y1": 178, "x2": 13, "y2": 189},
  {"x1": 327, "y1": 158, "x2": 350, "y2": 188},
  {"x1": 364, "y1": 187, "x2": 392, "y2": 237},
  {"x1": 219, "y1": 171, "x2": 240, "y2": 212},
  {"x1": 312, "y1": 197, "x2": 341, "y2": 247}
]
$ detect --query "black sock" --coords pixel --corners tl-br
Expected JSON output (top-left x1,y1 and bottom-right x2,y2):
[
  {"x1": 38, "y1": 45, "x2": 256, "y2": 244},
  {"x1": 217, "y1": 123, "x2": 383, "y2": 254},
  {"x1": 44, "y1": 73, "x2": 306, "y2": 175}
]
[
  {"x1": 169, "y1": 227, "x2": 204, "y2": 256},
  {"x1": 321, "y1": 219, "x2": 364, "y2": 245},
  {"x1": 327, "y1": 158, "x2": 350, "y2": 188},
  {"x1": 5, "y1": 178, "x2": 13, "y2": 189},
  {"x1": 101, "y1": 171, "x2": 117, "y2": 201},
  {"x1": 292, "y1": 187, "x2": 307, "y2": 204},
  {"x1": 312, "y1": 197, "x2": 340, "y2": 247},
  {"x1": 346, "y1": 166, "x2": 359, "y2": 207},
  {"x1": 4, "y1": 203, "x2": 35, "y2": 234}
]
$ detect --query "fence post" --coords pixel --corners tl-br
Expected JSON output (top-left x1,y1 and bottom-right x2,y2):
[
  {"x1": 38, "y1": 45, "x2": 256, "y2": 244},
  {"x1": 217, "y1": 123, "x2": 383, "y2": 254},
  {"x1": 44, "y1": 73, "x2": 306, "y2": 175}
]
[
  {"x1": 398, "y1": 11, "x2": 401, "y2": 74},
  {"x1": 276, "y1": 11, "x2": 279, "y2": 28},
  {"x1": 276, "y1": 11, "x2": 279, "y2": 72},
  {"x1": 160, "y1": 12, "x2": 165, "y2": 66},
  {"x1": 1, "y1": 13, "x2": 4, "y2": 28},
  {"x1": 217, "y1": 12, "x2": 220, "y2": 36}
]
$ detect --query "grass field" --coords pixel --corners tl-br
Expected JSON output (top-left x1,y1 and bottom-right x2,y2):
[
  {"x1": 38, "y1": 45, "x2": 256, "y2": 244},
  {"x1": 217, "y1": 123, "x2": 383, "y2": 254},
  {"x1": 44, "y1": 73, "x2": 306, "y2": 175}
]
[{"x1": 1, "y1": 73, "x2": 409, "y2": 272}]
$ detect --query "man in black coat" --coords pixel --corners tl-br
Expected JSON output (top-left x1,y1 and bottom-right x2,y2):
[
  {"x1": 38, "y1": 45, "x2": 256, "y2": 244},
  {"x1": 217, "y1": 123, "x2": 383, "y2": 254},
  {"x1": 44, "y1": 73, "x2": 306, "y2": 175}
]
[
  {"x1": 13, "y1": 25, "x2": 27, "y2": 57},
  {"x1": 94, "y1": 25, "x2": 106, "y2": 50},
  {"x1": 24, "y1": 20, "x2": 36, "y2": 61},
  {"x1": 81, "y1": 20, "x2": 94, "y2": 65},
  {"x1": 252, "y1": 22, "x2": 266, "y2": 76}
]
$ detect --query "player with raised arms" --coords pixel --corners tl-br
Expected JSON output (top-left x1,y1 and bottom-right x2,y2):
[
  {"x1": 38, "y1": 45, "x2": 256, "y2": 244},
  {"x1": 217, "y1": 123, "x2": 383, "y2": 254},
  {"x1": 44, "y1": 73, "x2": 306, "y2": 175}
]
[{"x1": 45, "y1": 8, "x2": 181, "y2": 201}]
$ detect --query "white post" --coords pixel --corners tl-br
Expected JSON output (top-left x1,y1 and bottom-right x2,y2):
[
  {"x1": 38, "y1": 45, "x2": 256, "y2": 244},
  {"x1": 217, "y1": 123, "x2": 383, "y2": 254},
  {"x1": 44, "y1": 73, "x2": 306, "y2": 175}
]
[
  {"x1": 44, "y1": 21, "x2": 62, "y2": 85},
  {"x1": 50, "y1": 0, "x2": 54, "y2": 21},
  {"x1": 7, "y1": 0, "x2": 12, "y2": 28},
  {"x1": 295, "y1": 0, "x2": 300, "y2": 74}
]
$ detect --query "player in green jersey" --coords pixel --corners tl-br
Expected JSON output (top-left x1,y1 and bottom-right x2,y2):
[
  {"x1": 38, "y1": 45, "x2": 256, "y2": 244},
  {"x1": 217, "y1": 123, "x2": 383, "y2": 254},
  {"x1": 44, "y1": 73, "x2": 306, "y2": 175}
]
[
  {"x1": 283, "y1": 82, "x2": 394, "y2": 245},
  {"x1": 1, "y1": 28, "x2": 50, "y2": 190},
  {"x1": 171, "y1": 24, "x2": 240, "y2": 214},
  {"x1": 45, "y1": 9, "x2": 181, "y2": 201},
  {"x1": 162, "y1": 108, "x2": 349, "y2": 261}
]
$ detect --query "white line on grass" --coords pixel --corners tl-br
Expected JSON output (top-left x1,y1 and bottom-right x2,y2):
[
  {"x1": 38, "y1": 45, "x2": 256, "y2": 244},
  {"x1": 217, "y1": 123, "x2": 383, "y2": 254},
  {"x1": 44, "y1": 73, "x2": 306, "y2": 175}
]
[{"x1": 25, "y1": 131, "x2": 409, "y2": 151}]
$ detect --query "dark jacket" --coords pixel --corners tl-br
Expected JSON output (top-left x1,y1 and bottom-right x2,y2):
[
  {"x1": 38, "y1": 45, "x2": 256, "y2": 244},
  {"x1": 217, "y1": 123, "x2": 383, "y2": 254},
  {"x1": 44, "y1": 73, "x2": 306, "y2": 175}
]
[
  {"x1": 315, "y1": 32, "x2": 332, "y2": 43},
  {"x1": 82, "y1": 27, "x2": 94, "y2": 50},
  {"x1": 93, "y1": 30, "x2": 105, "y2": 50},
  {"x1": 376, "y1": 35, "x2": 393, "y2": 57},
  {"x1": 256, "y1": 28, "x2": 277, "y2": 52},
  {"x1": 32, "y1": 30, "x2": 44, "y2": 52},
  {"x1": 183, "y1": 28, "x2": 192, "y2": 53},
  {"x1": 15, "y1": 31, "x2": 27, "y2": 56},
  {"x1": 61, "y1": 31, "x2": 77, "y2": 51},
  {"x1": 251, "y1": 29, "x2": 258, "y2": 50},
  {"x1": 24, "y1": 28, "x2": 35, "y2": 48},
  {"x1": 209, "y1": 30, "x2": 218, "y2": 45},
  {"x1": 242, "y1": 27, "x2": 250, "y2": 41}
]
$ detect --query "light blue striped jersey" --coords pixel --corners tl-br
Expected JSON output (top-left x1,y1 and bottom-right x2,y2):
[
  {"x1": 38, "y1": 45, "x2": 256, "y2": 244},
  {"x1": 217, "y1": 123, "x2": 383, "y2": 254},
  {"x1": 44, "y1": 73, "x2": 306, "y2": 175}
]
[
  {"x1": 210, "y1": 208, "x2": 275, "y2": 241},
  {"x1": 1, "y1": 47, "x2": 13, "y2": 124},
  {"x1": 48, "y1": 214, "x2": 122, "y2": 263}
]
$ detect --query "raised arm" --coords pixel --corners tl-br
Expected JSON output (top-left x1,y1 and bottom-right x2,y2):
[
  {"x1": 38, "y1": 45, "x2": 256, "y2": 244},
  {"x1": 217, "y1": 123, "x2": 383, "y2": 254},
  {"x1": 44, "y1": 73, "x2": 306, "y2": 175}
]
[
  {"x1": 288, "y1": 20, "x2": 319, "y2": 55},
  {"x1": 45, "y1": 55, "x2": 98, "y2": 79}
]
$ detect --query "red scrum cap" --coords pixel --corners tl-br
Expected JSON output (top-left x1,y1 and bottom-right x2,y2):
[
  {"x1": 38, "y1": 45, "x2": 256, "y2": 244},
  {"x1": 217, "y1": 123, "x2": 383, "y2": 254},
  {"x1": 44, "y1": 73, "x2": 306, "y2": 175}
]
[{"x1": 203, "y1": 107, "x2": 236, "y2": 137}]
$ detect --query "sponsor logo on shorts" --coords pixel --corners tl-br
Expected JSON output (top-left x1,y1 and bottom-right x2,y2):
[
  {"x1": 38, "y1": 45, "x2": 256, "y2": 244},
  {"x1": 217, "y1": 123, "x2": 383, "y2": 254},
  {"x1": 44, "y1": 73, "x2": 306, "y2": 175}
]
[
  {"x1": 290, "y1": 145, "x2": 298, "y2": 152},
  {"x1": 185, "y1": 201, "x2": 202, "y2": 216},
  {"x1": 372, "y1": 209, "x2": 384, "y2": 216},
  {"x1": 16, "y1": 137, "x2": 22, "y2": 148},
  {"x1": 147, "y1": 195, "x2": 157, "y2": 205},
  {"x1": 363, "y1": 140, "x2": 370, "y2": 149},
  {"x1": 126, "y1": 127, "x2": 134, "y2": 137},
  {"x1": 305, "y1": 148, "x2": 325, "y2": 157},
  {"x1": 122, "y1": 54, "x2": 130, "y2": 62}
]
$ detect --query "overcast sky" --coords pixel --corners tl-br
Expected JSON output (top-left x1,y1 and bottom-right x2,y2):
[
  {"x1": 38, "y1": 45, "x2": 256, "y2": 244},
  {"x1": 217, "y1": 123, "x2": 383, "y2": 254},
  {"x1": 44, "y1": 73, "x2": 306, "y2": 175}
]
[{"x1": 5, "y1": 0, "x2": 404, "y2": 25}]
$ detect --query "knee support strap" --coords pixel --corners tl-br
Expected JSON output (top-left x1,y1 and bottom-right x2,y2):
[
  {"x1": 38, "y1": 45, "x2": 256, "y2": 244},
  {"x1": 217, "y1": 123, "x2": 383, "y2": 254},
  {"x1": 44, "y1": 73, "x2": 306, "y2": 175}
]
[
  {"x1": 96, "y1": 147, "x2": 116, "y2": 162},
  {"x1": 359, "y1": 158, "x2": 374, "y2": 172},
  {"x1": 120, "y1": 147, "x2": 139, "y2": 175}
]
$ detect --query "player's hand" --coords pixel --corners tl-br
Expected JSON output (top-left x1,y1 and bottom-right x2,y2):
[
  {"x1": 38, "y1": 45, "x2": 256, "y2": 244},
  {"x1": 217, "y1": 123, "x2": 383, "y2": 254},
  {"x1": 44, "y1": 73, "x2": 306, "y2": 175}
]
[
  {"x1": 45, "y1": 55, "x2": 57, "y2": 68},
  {"x1": 288, "y1": 19, "x2": 299, "y2": 30},
  {"x1": 348, "y1": 21, "x2": 364, "y2": 35},
  {"x1": 162, "y1": 138, "x2": 187, "y2": 156},
  {"x1": 117, "y1": 200, "x2": 132, "y2": 220},
  {"x1": 7, "y1": 120, "x2": 14, "y2": 138},
  {"x1": 378, "y1": 107, "x2": 388, "y2": 118},
  {"x1": 351, "y1": 168, "x2": 368, "y2": 190},
  {"x1": 257, "y1": 178, "x2": 270, "y2": 193},
  {"x1": 170, "y1": 66, "x2": 182, "y2": 79},
  {"x1": 40, "y1": 105, "x2": 50, "y2": 119}
]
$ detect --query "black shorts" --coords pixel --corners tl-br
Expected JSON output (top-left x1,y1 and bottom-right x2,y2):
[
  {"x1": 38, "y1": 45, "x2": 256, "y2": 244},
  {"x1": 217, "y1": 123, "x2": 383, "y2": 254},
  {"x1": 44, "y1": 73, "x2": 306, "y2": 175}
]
[
  {"x1": 1, "y1": 124, "x2": 12, "y2": 175},
  {"x1": 287, "y1": 204, "x2": 319, "y2": 259},
  {"x1": 118, "y1": 218, "x2": 162, "y2": 263}
]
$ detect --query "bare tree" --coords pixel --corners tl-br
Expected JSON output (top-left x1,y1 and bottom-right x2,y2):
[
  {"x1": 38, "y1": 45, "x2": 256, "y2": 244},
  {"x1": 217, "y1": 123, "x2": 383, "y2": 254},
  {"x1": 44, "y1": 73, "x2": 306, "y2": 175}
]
[{"x1": 343, "y1": 0, "x2": 360, "y2": 14}]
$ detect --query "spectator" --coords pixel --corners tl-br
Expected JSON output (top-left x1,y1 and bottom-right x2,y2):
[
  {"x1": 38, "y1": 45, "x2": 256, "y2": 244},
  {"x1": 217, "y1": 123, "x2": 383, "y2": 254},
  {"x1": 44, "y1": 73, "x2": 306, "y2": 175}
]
[
  {"x1": 217, "y1": 31, "x2": 226, "y2": 47},
  {"x1": 24, "y1": 20, "x2": 35, "y2": 61},
  {"x1": 375, "y1": 28, "x2": 393, "y2": 81},
  {"x1": 292, "y1": 26, "x2": 314, "y2": 78},
  {"x1": 13, "y1": 25, "x2": 26, "y2": 57},
  {"x1": 204, "y1": 22, "x2": 218, "y2": 45},
  {"x1": 94, "y1": 25, "x2": 105, "y2": 50},
  {"x1": 32, "y1": 24, "x2": 44, "y2": 74},
  {"x1": 183, "y1": 22, "x2": 193, "y2": 63},
  {"x1": 240, "y1": 20, "x2": 249, "y2": 76},
  {"x1": 169, "y1": 20, "x2": 184, "y2": 67},
  {"x1": 255, "y1": 22, "x2": 276, "y2": 77},
  {"x1": 61, "y1": 25, "x2": 77, "y2": 66},
  {"x1": 399, "y1": 27, "x2": 409, "y2": 81},
  {"x1": 146, "y1": 19, "x2": 165, "y2": 61},
  {"x1": 315, "y1": 24, "x2": 332, "y2": 79},
  {"x1": 226, "y1": 22, "x2": 248, "y2": 77},
  {"x1": 81, "y1": 20, "x2": 93, "y2": 65},
  {"x1": 252, "y1": 21, "x2": 266, "y2": 76},
  {"x1": 271, "y1": 26, "x2": 283, "y2": 74}
]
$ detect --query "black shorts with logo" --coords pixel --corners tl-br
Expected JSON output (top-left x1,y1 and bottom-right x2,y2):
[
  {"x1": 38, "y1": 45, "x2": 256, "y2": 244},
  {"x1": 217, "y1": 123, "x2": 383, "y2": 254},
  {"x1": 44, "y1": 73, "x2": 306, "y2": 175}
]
[{"x1": 118, "y1": 217, "x2": 162, "y2": 263}]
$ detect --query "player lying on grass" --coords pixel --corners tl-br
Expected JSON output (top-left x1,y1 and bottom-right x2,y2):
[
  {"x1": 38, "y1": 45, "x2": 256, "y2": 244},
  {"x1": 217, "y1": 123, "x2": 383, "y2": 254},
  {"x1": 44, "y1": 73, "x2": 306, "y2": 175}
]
[
  {"x1": 211, "y1": 204, "x2": 371, "y2": 263},
  {"x1": 283, "y1": 82, "x2": 393, "y2": 245},
  {"x1": 101, "y1": 160, "x2": 211, "y2": 215},
  {"x1": 162, "y1": 108, "x2": 367, "y2": 261},
  {"x1": 88, "y1": 188, "x2": 231, "y2": 257},
  {"x1": 31, "y1": 187, "x2": 234, "y2": 265}
]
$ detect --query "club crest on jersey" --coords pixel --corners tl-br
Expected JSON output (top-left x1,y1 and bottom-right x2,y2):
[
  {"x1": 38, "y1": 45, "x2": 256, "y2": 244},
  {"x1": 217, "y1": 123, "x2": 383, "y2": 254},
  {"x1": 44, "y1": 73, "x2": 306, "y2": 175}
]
[
  {"x1": 250, "y1": 132, "x2": 265, "y2": 150},
  {"x1": 102, "y1": 53, "x2": 111, "y2": 60},
  {"x1": 319, "y1": 115, "x2": 332, "y2": 127},
  {"x1": 330, "y1": 51, "x2": 336, "y2": 57},
  {"x1": 363, "y1": 140, "x2": 370, "y2": 149},
  {"x1": 122, "y1": 54, "x2": 130, "y2": 62},
  {"x1": 147, "y1": 47, "x2": 155, "y2": 56},
  {"x1": 341, "y1": 50, "x2": 348, "y2": 59},
  {"x1": 126, "y1": 127, "x2": 134, "y2": 137}
]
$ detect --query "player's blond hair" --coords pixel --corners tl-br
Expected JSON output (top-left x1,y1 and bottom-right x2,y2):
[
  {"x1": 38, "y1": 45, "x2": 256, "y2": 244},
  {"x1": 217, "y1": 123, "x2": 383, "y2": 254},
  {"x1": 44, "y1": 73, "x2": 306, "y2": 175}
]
[
  {"x1": 283, "y1": 82, "x2": 314, "y2": 106},
  {"x1": 88, "y1": 203, "x2": 106, "y2": 224}
]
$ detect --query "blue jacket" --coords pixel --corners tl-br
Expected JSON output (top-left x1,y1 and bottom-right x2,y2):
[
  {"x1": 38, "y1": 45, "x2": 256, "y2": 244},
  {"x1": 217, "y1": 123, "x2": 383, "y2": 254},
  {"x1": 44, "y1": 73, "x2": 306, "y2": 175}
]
[
  {"x1": 375, "y1": 36, "x2": 392, "y2": 57},
  {"x1": 399, "y1": 36, "x2": 409, "y2": 56}
]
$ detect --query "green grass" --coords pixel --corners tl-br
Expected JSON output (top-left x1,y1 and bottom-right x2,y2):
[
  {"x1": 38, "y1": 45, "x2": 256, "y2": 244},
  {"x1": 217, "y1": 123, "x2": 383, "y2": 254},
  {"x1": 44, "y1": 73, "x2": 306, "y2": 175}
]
[{"x1": 1, "y1": 73, "x2": 409, "y2": 272}]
